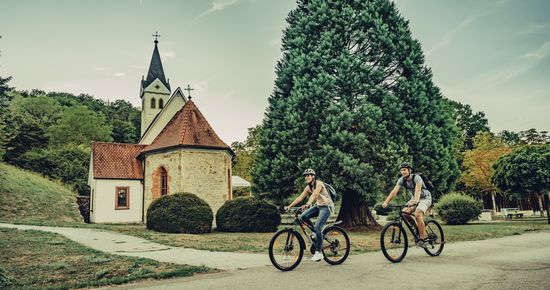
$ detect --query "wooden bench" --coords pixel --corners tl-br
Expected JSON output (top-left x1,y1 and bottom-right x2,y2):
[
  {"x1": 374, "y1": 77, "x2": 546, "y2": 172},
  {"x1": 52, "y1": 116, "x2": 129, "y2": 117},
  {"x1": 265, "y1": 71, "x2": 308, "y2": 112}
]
[{"x1": 501, "y1": 208, "x2": 524, "y2": 219}]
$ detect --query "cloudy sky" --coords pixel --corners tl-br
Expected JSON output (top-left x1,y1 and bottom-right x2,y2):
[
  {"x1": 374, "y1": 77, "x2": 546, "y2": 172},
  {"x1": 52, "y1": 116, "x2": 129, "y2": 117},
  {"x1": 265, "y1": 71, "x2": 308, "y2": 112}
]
[{"x1": 1, "y1": 0, "x2": 548, "y2": 144}]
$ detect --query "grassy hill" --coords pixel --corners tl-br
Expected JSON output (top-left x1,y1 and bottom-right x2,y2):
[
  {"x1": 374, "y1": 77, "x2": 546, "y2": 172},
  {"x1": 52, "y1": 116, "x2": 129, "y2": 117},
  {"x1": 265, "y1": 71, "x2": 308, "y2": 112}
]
[{"x1": 0, "y1": 162, "x2": 82, "y2": 224}]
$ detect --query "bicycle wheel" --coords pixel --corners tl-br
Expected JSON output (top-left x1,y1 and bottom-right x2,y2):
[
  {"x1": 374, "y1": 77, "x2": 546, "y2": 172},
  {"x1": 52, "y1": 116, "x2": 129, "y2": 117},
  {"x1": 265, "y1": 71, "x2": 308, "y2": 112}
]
[
  {"x1": 322, "y1": 226, "x2": 350, "y2": 265},
  {"x1": 380, "y1": 222, "x2": 408, "y2": 263},
  {"x1": 268, "y1": 229, "x2": 304, "y2": 271},
  {"x1": 423, "y1": 220, "x2": 444, "y2": 256}
]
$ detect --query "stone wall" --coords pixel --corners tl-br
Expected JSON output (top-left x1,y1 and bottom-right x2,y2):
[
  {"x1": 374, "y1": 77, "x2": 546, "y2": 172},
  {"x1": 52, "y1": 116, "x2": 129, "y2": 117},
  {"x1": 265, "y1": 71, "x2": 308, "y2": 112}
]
[{"x1": 143, "y1": 148, "x2": 232, "y2": 221}]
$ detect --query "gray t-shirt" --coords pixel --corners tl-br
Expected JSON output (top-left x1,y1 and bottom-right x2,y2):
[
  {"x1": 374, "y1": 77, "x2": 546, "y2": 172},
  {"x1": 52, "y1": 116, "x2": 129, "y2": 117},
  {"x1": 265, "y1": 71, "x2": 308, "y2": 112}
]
[{"x1": 397, "y1": 175, "x2": 432, "y2": 200}]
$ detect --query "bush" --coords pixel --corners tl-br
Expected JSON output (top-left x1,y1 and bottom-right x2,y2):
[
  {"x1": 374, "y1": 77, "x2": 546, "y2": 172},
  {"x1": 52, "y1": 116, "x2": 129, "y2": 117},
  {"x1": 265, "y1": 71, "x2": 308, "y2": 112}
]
[
  {"x1": 216, "y1": 197, "x2": 281, "y2": 232},
  {"x1": 434, "y1": 193, "x2": 482, "y2": 225},
  {"x1": 146, "y1": 193, "x2": 213, "y2": 234},
  {"x1": 373, "y1": 202, "x2": 391, "y2": 216}
]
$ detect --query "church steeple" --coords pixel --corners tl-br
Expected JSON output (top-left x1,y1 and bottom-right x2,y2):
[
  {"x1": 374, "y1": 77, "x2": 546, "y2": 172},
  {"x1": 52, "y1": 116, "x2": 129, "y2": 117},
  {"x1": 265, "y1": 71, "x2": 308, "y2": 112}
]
[
  {"x1": 140, "y1": 33, "x2": 172, "y2": 137},
  {"x1": 142, "y1": 33, "x2": 170, "y2": 91}
]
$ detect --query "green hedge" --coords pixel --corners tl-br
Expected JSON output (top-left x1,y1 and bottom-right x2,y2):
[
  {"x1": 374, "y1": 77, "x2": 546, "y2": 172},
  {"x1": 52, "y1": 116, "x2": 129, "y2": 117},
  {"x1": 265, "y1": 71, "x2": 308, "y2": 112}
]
[
  {"x1": 434, "y1": 193, "x2": 482, "y2": 225},
  {"x1": 146, "y1": 193, "x2": 213, "y2": 234},
  {"x1": 216, "y1": 197, "x2": 281, "y2": 232}
]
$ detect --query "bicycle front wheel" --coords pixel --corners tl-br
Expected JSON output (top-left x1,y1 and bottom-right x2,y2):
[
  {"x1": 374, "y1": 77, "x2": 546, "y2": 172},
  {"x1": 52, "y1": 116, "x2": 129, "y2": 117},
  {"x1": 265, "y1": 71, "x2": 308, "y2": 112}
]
[
  {"x1": 424, "y1": 220, "x2": 444, "y2": 256},
  {"x1": 322, "y1": 226, "x2": 350, "y2": 265},
  {"x1": 380, "y1": 222, "x2": 408, "y2": 263},
  {"x1": 268, "y1": 229, "x2": 304, "y2": 271}
]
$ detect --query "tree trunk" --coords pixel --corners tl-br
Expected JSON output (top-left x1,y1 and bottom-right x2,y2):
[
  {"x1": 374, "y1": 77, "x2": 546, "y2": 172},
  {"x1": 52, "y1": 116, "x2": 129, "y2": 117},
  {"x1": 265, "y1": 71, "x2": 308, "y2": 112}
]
[
  {"x1": 538, "y1": 194, "x2": 544, "y2": 217},
  {"x1": 491, "y1": 192, "x2": 497, "y2": 214},
  {"x1": 546, "y1": 192, "x2": 550, "y2": 224},
  {"x1": 337, "y1": 191, "x2": 380, "y2": 230}
]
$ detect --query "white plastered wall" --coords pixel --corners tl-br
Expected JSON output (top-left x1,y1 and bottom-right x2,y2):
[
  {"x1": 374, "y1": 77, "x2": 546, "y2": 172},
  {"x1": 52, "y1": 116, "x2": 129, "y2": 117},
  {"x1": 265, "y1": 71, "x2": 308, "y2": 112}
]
[{"x1": 90, "y1": 179, "x2": 143, "y2": 223}]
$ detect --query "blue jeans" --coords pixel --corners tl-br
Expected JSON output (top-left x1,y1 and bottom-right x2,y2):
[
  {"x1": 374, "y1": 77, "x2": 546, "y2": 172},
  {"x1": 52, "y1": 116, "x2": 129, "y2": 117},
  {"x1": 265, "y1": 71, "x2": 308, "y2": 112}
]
[{"x1": 300, "y1": 205, "x2": 333, "y2": 251}]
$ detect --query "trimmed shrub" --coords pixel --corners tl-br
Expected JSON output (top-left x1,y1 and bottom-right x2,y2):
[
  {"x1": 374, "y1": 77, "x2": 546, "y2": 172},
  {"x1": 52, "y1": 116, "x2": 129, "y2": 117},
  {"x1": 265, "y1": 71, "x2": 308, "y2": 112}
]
[
  {"x1": 373, "y1": 202, "x2": 391, "y2": 216},
  {"x1": 216, "y1": 197, "x2": 281, "y2": 232},
  {"x1": 146, "y1": 192, "x2": 213, "y2": 234},
  {"x1": 434, "y1": 193, "x2": 482, "y2": 225}
]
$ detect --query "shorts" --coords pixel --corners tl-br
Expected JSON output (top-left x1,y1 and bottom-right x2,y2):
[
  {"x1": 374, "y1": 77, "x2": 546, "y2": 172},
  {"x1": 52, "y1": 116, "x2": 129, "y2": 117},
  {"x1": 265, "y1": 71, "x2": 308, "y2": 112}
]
[{"x1": 408, "y1": 198, "x2": 432, "y2": 214}]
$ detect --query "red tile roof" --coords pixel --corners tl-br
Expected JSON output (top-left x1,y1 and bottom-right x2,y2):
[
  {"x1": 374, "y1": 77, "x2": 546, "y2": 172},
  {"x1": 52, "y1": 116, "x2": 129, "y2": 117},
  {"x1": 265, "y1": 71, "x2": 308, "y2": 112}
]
[
  {"x1": 92, "y1": 142, "x2": 146, "y2": 179},
  {"x1": 142, "y1": 100, "x2": 231, "y2": 153}
]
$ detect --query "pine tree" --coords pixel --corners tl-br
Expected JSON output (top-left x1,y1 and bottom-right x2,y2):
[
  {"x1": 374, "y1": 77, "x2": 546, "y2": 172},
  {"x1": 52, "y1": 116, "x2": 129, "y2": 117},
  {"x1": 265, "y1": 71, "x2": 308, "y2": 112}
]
[{"x1": 253, "y1": 0, "x2": 459, "y2": 227}]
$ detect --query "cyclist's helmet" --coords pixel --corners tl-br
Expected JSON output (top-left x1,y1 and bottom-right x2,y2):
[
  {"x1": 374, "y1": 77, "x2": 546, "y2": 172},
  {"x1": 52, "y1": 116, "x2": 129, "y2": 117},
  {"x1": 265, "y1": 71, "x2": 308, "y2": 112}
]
[
  {"x1": 399, "y1": 162, "x2": 413, "y2": 171},
  {"x1": 302, "y1": 168, "x2": 316, "y2": 176}
]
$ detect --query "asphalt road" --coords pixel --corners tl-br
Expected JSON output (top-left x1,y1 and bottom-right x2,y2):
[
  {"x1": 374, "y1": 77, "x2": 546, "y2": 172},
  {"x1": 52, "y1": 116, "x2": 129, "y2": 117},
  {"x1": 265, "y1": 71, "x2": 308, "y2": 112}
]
[{"x1": 101, "y1": 231, "x2": 550, "y2": 290}]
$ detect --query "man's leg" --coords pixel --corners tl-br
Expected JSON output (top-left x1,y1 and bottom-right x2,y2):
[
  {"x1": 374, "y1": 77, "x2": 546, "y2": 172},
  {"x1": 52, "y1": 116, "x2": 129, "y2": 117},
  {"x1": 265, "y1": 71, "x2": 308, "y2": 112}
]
[
  {"x1": 414, "y1": 208, "x2": 426, "y2": 240},
  {"x1": 403, "y1": 206, "x2": 417, "y2": 228}
]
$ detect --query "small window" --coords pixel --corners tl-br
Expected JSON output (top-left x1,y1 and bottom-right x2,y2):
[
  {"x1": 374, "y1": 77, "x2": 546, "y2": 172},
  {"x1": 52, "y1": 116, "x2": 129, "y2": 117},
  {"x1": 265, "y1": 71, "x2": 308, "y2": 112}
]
[
  {"x1": 115, "y1": 187, "x2": 130, "y2": 210},
  {"x1": 160, "y1": 168, "x2": 168, "y2": 196},
  {"x1": 159, "y1": 98, "x2": 164, "y2": 109},
  {"x1": 151, "y1": 98, "x2": 156, "y2": 109}
]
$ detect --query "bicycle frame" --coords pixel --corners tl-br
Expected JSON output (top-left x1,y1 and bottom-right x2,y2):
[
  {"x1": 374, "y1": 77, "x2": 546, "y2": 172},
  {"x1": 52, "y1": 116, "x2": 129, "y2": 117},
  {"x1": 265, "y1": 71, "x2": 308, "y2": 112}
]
[{"x1": 391, "y1": 206, "x2": 422, "y2": 243}]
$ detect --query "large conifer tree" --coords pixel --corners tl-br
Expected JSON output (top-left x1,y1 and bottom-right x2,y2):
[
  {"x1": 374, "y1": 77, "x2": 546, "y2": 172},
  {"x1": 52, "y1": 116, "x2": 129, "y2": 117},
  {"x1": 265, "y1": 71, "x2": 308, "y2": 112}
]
[{"x1": 253, "y1": 0, "x2": 459, "y2": 227}]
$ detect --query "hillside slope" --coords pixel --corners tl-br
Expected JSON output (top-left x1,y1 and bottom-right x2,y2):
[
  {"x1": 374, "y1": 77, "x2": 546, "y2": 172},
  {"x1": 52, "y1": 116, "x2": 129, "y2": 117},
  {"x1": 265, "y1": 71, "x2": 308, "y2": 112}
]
[{"x1": 0, "y1": 162, "x2": 82, "y2": 224}]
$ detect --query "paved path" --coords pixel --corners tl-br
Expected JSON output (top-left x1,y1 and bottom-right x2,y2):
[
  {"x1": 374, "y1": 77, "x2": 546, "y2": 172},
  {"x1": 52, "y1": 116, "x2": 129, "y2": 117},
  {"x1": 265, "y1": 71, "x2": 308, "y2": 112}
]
[
  {"x1": 0, "y1": 223, "x2": 269, "y2": 270},
  {"x1": 99, "y1": 231, "x2": 550, "y2": 290}
]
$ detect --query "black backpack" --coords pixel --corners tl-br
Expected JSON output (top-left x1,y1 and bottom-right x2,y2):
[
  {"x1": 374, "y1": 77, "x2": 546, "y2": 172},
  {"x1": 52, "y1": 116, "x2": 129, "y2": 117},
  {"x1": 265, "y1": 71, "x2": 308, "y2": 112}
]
[
  {"x1": 411, "y1": 172, "x2": 435, "y2": 192},
  {"x1": 324, "y1": 183, "x2": 337, "y2": 202}
]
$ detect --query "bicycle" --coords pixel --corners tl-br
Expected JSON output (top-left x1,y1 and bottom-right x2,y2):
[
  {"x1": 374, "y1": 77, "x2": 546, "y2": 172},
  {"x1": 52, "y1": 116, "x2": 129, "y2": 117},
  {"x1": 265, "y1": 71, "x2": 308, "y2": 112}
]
[
  {"x1": 380, "y1": 204, "x2": 445, "y2": 263},
  {"x1": 268, "y1": 207, "x2": 350, "y2": 271}
]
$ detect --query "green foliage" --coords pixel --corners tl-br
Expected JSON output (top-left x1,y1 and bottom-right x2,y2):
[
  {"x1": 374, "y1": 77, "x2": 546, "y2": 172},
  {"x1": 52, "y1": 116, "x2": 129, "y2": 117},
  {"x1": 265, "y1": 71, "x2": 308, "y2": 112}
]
[
  {"x1": 252, "y1": 0, "x2": 459, "y2": 226},
  {"x1": 146, "y1": 193, "x2": 213, "y2": 234},
  {"x1": 18, "y1": 145, "x2": 91, "y2": 194},
  {"x1": 446, "y1": 99, "x2": 490, "y2": 151},
  {"x1": 47, "y1": 105, "x2": 113, "y2": 146},
  {"x1": 434, "y1": 193, "x2": 482, "y2": 225},
  {"x1": 216, "y1": 197, "x2": 281, "y2": 232},
  {"x1": 0, "y1": 162, "x2": 82, "y2": 224},
  {"x1": 232, "y1": 125, "x2": 261, "y2": 182},
  {"x1": 491, "y1": 145, "x2": 550, "y2": 197}
]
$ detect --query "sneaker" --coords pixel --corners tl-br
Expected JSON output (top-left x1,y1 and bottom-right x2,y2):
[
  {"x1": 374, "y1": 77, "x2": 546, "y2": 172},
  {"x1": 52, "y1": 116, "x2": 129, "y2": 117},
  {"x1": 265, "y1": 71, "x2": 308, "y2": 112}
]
[
  {"x1": 417, "y1": 239, "x2": 427, "y2": 248},
  {"x1": 310, "y1": 251, "x2": 323, "y2": 262}
]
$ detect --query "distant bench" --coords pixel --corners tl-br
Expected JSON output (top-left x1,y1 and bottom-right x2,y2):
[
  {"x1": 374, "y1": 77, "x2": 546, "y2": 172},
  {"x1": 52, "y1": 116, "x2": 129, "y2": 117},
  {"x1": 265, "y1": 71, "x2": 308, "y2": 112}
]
[{"x1": 501, "y1": 208, "x2": 524, "y2": 219}]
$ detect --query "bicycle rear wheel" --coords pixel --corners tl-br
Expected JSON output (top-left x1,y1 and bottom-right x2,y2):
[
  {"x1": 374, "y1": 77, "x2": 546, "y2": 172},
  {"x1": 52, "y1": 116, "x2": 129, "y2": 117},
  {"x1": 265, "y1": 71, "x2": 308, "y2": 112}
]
[
  {"x1": 423, "y1": 220, "x2": 444, "y2": 256},
  {"x1": 380, "y1": 222, "x2": 408, "y2": 263},
  {"x1": 322, "y1": 226, "x2": 350, "y2": 265},
  {"x1": 268, "y1": 229, "x2": 304, "y2": 271}
]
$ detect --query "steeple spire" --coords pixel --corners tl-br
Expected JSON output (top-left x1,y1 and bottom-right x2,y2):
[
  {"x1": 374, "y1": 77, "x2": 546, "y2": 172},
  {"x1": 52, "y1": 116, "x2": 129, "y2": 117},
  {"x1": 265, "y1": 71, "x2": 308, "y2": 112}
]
[{"x1": 142, "y1": 32, "x2": 170, "y2": 91}]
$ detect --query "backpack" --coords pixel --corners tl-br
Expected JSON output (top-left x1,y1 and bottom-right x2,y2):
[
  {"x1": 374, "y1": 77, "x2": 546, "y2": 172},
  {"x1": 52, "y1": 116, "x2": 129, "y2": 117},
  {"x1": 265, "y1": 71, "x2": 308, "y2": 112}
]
[
  {"x1": 411, "y1": 172, "x2": 435, "y2": 192},
  {"x1": 324, "y1": 183, "x2": 337, "y2": 202}
]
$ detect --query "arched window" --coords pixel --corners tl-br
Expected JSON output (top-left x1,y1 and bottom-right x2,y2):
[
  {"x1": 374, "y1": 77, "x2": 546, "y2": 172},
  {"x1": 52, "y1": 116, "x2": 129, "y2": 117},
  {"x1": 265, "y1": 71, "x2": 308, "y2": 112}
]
[
  {"x1": 159, "y1": 167, "x2": 168, "y2": 196},
  {"x1": 159, "y1": 98, "x2": 164, "y2": 109},
  {"x1": 151, "y1": 98, "x2": 156, "y2": 109}
]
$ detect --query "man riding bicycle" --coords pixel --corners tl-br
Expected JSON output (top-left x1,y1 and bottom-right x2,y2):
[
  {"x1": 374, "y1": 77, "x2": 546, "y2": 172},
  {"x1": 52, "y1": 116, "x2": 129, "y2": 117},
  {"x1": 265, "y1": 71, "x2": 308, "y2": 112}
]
[
  {"x1": 285, "y1": 168, "x2": 334, "y2": 261},
  {"x1": 382, "y1": 162, "x2": 432, "y2": 247}
]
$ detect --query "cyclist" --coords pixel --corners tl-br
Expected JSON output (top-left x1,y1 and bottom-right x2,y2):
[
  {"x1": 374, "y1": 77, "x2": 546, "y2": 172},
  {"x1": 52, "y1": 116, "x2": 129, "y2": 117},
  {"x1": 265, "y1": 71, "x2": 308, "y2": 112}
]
[
  {"x1": 382, "y1": 162, "x2": 432, "y2": 247},
  {"x1": 285, "y1": 168, "x2": 334, "y2": 261}
]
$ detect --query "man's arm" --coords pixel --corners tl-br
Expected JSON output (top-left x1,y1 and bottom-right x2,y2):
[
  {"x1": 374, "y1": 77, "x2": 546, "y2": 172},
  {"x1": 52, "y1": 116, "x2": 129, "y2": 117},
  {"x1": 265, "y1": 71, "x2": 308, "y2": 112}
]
[
  {"x1": 412, "y1": 176, "x2": 422, "y2": 204},
  {"x1": 382, "y1": 185, "x2": 401, "y2": 208}
]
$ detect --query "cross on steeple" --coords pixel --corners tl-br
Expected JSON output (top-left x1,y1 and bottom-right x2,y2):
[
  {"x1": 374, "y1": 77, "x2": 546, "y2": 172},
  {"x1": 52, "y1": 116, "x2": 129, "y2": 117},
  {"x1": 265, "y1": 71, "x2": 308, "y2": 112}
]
[
  {"x1": 152, "y1": 31, "x2": 161, "y2": 44},
  {"x1": 184, "y1": 84, "x2": 194, "y2": 100}
]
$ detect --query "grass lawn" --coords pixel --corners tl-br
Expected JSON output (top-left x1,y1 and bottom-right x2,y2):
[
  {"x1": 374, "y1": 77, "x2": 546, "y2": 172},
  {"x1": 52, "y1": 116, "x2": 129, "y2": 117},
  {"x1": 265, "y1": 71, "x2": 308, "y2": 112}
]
[
  {"x1": 0, "y1": 162, "x2": 82, "y2": 225},
  {"x1": 61, "y1": 219, "x2": 550, "y2": 255},
  {"x1": 0, "y1": 228, "x2": 211, "y2": 290}
]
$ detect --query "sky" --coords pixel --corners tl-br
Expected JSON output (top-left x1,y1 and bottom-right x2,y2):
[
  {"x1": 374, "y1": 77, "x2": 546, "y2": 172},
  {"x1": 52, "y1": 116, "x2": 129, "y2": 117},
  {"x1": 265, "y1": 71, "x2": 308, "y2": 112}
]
[{"x1": 0, "y1": 0, "x2": 549, "y2": 144}]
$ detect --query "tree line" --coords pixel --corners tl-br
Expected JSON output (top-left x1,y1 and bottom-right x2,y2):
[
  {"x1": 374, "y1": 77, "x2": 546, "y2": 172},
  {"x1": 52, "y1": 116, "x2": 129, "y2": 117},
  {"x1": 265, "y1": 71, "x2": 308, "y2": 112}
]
[{"x1": 0, "y1": 79, "x2": 140, "y2": 195}]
